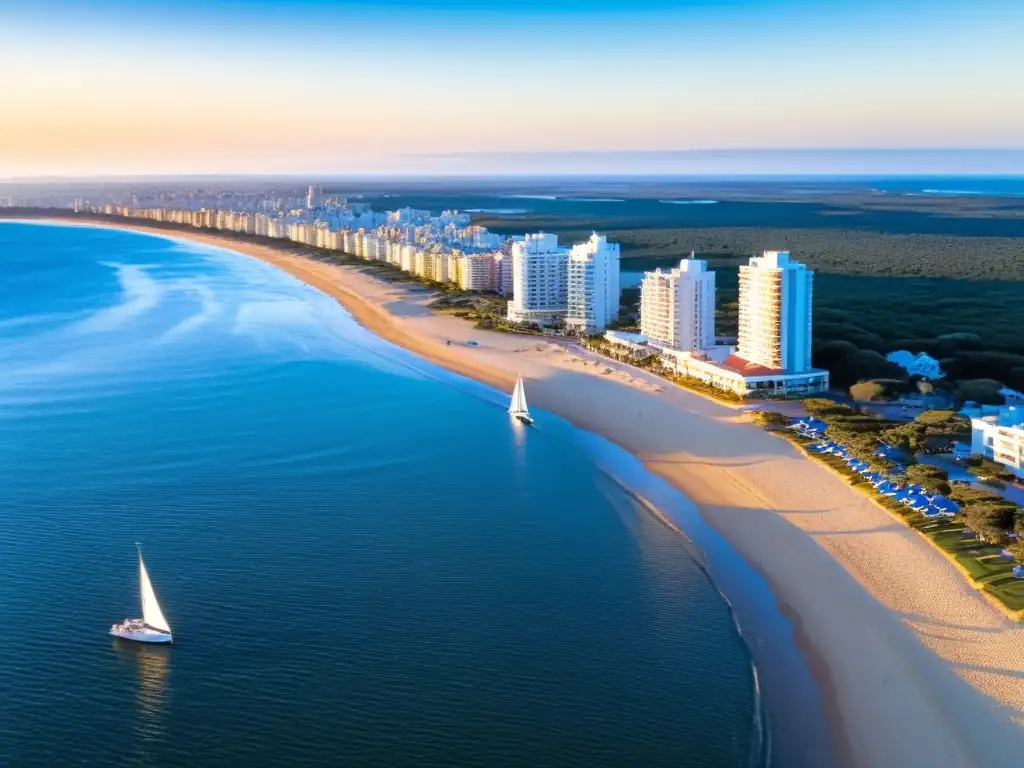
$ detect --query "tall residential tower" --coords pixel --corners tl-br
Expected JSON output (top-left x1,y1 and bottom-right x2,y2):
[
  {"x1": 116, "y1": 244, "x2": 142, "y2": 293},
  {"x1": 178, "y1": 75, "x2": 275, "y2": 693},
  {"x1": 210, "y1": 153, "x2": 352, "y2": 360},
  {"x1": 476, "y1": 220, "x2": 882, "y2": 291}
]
[
  {"x1": 639, "y1": 256, "x2": 715, "y2": 350},
  {"x1": 736, "y1": 250, "x2": 813, "y2": 372},
  {"x1": 506, "y1": 233, "x2": 570, "y2": 326},
  {"x1": 566, "y1": 233, "x2": 621, "y2": 334}
]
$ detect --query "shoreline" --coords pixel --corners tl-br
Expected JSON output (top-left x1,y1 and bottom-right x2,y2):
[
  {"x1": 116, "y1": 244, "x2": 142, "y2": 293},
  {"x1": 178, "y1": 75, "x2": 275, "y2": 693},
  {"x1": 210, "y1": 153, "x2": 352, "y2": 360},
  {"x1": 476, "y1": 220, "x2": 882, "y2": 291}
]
[
  {"x1": 779, "y1": 431, "x2": 1024, "y2": 623},
  {"x1": 16, "y1": 216, "x2": 1024, "y2": 768}
]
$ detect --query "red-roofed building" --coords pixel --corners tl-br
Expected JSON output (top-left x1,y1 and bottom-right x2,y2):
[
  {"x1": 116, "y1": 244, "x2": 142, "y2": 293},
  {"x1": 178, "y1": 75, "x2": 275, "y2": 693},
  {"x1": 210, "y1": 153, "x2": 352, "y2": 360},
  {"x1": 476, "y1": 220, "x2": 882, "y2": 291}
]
[
  {"x1": 721, "y1": 355, "x2": 784, "y2": 378},
  {"x1": 655, "y1": 346, "x2": 829, "y2": 397}
]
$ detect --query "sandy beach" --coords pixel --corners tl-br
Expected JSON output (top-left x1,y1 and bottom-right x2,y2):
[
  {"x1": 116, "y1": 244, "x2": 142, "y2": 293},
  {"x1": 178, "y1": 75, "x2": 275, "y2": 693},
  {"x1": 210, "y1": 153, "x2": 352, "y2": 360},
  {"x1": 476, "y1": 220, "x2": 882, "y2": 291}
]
[{"x1": 38, "y1": 220, "x2": 1024, "y2": 767}]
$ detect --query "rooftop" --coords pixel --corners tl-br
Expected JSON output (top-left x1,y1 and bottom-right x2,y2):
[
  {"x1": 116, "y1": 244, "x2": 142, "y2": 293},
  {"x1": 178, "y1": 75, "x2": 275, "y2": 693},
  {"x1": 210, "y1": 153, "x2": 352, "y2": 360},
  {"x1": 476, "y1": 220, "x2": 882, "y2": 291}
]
[
  {"x1": 605, "y1": 330, "x2": 649, "y2": 345},
  {"x1": 720, "y1": 354, "x2": 784, "y2": 377}
]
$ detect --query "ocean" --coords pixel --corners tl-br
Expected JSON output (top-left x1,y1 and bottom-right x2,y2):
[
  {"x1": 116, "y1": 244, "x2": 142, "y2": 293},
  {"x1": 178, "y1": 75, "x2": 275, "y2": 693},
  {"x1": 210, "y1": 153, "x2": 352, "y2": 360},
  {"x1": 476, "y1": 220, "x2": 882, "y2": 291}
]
[{"x1": 0, "y1": 222, "x2": 765, "y2": 767}]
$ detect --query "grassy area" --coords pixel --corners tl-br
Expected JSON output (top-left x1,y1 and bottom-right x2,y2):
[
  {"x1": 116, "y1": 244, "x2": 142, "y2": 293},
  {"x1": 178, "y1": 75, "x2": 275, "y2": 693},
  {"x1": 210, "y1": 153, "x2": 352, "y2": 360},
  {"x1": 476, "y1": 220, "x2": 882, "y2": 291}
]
[
  {"x1": 428, "y1": 291, "x2": 548, "y2": 335},
  {"x1": 774, "y1": 429, "x2": 1024, "y2": 616},
  {"x1": 662, "y1": 373, "x2": 744, "y2": 404}
]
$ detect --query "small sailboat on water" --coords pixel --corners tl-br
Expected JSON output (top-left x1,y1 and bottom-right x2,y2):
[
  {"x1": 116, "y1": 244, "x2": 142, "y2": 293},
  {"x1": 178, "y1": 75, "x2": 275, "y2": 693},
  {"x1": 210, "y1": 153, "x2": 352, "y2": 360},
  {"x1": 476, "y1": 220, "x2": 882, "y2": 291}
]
[
  {"x1": 110, "y1": 544, "x2": 173, "y2": 644},
  {"x1": 508, "y1": 373, "x2": 534, "y2": 425}
]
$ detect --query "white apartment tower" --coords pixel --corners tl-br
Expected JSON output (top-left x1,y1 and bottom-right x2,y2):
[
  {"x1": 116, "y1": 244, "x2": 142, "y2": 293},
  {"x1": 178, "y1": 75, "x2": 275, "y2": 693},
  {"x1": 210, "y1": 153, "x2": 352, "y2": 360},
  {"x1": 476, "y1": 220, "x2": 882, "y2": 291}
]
[
  {"x1": 494, "y1": 243, "x2": 515, "y2": 296},
  {"x1": 307, "y1": 185, "x2": 323, "y2": 209},
  {"x1": 506, "y1": 233, "x2": 569, "y2": 326},
  {"x1": 640, "y1": 256, "x2": 716, "y2": 350},
  {"x1": 736, "y1": 251, "x2": 813, "y2": 373},
  {"x1": 566, "y1": 233, "x2": 621, "y2": 334},
  {"x1": 459, "y1": 252, "x2": 498, "y2": 292}
]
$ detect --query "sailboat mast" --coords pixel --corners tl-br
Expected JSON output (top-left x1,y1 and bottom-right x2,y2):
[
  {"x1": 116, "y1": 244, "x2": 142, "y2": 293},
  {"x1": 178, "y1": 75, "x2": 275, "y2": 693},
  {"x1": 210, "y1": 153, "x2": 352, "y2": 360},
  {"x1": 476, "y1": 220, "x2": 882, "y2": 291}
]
[{"x1": 136, "y1": 542, "x2": 144, "y2": 610}]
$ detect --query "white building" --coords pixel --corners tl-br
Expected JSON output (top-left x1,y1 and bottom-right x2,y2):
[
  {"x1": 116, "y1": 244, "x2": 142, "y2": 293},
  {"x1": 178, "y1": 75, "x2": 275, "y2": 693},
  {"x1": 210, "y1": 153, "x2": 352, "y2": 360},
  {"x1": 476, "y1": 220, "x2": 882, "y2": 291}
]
[
  {"x1": 656, "y1": 346, "x2": 830, "y2": 397},
  {"x1": 506, "y1": 233, "x2": 569, "y2": 327},
  {"x1": 400, "y1": 245, "x2": 417, "y2": 273},
  {"x1": 307, "y1": 185, "x2": 323, "y2": 209},
  {"x1": 430, "y1": 251, "x2": 449, "y2": 283},
  {"x1": 566, "y1": 233, "x2": 620, "y2": 334},
  {"x1": 494, "y1": 250, "x2": 514, "y2": 296},
  {"x1": 414, "y1": 250, "x2": 428, "y2": 278},
  {"x1": 459, "y1": 252, "x2": 497, "y2": 291},
  {"x1": 386, "y1": 241, "x2": 403, "y2": 265},
  {"x1": 603, "y1": 330, "x2": 655, "y2": 359},
  {"x1": 364, "y1": 235, "x2": 385, "y2": 262},
  {"x1": 971, "y1": 407, "x2": 1024, "y2": 478},
  {"x1": 737, "y1": 250, "x2": 813, "y2": 373},
  {"x1": 639, "y1": 257, "x2": 715, "y2": 351},
  {"x1": 886, "y1": 350, "x2": 944, "y2": 379}
]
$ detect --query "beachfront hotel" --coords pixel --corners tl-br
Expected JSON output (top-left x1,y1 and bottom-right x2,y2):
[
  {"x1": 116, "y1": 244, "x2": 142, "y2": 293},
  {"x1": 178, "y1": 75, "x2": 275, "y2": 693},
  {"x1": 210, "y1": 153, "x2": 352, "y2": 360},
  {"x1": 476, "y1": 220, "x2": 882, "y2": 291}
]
[
  {"x1": 639, "y1": 256, "x2": 716, "y2": 350},
  {"x1": 624, "y1": 250, "x2": 828, "y2": 397},
  {"x1": 506, "y1": 233, "x2": 570, "y2": 326},
  {"x1": 566, "y1": 233, "x2": 621, "y2": 334},
  {"x1": 736, "y1": 250, "x2": 813, "y2": 373}
]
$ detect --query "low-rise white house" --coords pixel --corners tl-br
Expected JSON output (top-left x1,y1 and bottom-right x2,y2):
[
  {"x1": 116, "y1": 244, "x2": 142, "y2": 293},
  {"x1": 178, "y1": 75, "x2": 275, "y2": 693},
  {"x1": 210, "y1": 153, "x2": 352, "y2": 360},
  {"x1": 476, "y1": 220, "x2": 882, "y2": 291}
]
[
  {"x1": 886, "y1": 350, "x2": 944, "y2": 379},
  {"x1": 603, "y1": 330, "x2": 654, "y2": 359},
  {"x1": 970, "y1": 405, "x2": 1024, "y2": 478}
]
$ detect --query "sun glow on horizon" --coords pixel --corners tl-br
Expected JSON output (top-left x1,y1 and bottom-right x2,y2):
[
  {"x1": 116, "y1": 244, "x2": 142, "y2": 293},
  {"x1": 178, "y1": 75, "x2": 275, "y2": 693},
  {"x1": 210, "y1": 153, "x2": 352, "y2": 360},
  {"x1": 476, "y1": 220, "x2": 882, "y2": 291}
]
[{"x1": 2, "y1": 0, "x2": 1023, "y2": 176}]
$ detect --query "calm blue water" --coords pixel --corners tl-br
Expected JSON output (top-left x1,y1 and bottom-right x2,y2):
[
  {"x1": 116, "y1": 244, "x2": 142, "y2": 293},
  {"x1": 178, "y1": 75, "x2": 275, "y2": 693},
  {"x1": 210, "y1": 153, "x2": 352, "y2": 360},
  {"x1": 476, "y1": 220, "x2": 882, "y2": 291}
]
[{"x1": 0, "y1": 222, "x2": 762, "y2": 767}]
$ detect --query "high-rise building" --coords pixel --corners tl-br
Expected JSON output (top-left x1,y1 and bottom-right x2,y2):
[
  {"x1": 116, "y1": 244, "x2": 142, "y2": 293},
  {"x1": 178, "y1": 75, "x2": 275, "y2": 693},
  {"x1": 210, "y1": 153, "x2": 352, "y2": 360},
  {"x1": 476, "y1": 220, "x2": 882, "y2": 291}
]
[
  {"x1": 400, "y1": 245, "x2": 417, "y2": 273},
  {"x1": 307, "y1": 185, "x2": 323, "y2": 209},
  {"x1": 640, "y1": 256, "x2": 716, "y2": 350},
  {"x1": 505, "y1": 233, "x2": 569, "y2": 326},
  {"x1": 459, "y1": 252, "x2": 498, "y2": 291},
  {"x1": 566, "y1": 233, "x2": 620, "y2": 334},
  {"x1": 736, "y1": 250, "x2": 813, "y2": 373},
  {"x1": 494, "y1": 242, "x2": 516, "y2": 296}
]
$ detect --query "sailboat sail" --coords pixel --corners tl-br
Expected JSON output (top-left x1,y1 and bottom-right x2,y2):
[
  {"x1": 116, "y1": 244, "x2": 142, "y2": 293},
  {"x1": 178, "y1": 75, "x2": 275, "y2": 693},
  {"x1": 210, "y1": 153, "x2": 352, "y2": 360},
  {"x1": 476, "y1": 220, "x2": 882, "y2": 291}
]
[
  {"x1": 508, "y1": 376, "x2": 521, "y2": 414},
  {"x1": 138, "y1": 550, "x2": 171, "y2": 633},
  {"x1": 509, "y1": 374, "x2": 530, "y2": 418}
]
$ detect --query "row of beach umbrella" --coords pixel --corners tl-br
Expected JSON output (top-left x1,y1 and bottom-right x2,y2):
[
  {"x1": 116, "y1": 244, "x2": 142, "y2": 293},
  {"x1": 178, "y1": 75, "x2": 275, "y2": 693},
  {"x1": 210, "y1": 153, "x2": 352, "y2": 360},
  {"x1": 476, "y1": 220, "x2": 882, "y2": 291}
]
[
  {"x1": 805, "y1": 436, "x2": 960, "y2": 518},
  {"x1": 793, "y1": 419, "x2": 1024, "y2": 577}
]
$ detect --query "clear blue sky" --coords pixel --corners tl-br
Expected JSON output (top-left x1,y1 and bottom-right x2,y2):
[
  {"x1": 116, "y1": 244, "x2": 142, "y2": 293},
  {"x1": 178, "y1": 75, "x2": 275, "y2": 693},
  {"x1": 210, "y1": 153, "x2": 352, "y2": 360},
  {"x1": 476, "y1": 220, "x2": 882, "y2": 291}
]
[{"x1": 2, "y1": 0, "x2": 1023, "y2": 175}]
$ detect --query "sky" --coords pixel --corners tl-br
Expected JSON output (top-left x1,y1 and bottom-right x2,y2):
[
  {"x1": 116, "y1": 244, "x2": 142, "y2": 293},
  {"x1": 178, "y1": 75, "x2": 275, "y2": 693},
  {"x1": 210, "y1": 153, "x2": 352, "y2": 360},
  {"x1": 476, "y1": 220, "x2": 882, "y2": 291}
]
[{"x1": 2, "y1": 0, "x2": 1024, "y2": 177}]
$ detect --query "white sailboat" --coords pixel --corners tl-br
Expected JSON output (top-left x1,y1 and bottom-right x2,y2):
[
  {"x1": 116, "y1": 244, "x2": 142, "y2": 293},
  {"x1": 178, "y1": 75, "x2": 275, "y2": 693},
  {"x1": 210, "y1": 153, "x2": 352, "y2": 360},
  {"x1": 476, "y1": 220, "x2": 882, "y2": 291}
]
[
  {"x1": 508, "y1": 373, "x2": 534, "y2": 425},
  {"x1": 110, "y1": 544, "x2": 173, "y2": 644}
]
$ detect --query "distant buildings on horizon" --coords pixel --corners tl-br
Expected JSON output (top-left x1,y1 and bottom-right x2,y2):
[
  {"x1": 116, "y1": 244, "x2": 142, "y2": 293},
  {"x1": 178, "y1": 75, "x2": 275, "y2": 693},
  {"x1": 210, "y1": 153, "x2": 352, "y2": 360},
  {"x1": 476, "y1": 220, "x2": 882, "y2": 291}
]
[{"x1": 81, "y1": 197, "x2": 521, "y2": 295}]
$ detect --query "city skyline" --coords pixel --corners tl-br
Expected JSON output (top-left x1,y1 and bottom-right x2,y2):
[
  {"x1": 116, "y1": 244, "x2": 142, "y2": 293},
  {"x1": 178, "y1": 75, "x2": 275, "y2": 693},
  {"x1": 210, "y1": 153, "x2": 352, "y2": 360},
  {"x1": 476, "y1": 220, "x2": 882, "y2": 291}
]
[{"x1": 3, "y1": 0, "x2": 1024, "y2": 177}]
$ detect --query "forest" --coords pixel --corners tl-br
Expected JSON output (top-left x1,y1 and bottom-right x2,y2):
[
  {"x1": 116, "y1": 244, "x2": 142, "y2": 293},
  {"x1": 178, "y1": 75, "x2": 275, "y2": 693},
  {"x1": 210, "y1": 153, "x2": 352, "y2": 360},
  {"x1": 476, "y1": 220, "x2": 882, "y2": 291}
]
[{"x1": 562, "y1": 224, "x2": 1024, "y2": 396}]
